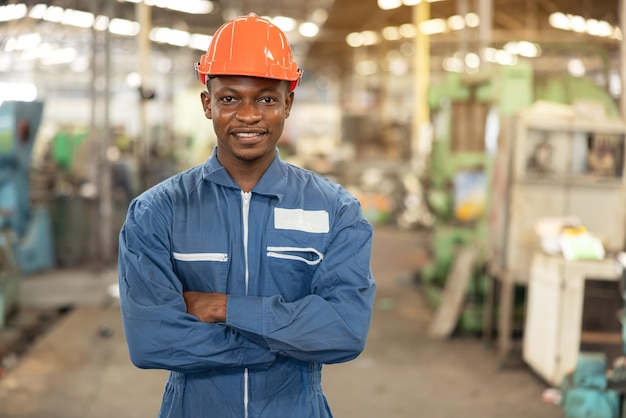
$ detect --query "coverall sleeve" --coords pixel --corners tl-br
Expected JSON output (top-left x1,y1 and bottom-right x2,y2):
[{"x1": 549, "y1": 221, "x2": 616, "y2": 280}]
[
  {"x1": 118, "y1": 198, "x2": 276, "y2": 373},
  {"x1": 226, "y1": 198, "x2": 376, "y2": 364}
]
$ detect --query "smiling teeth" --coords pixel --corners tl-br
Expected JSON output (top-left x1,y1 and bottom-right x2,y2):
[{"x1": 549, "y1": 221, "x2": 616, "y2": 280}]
[{"x1": 237, "y1": 132, "x2": 260, "y2": 137}]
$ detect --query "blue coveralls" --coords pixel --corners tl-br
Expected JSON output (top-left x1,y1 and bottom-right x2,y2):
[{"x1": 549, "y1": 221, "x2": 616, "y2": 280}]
[{"x1": 118, "y1": 148, "x2": 376, "y2": 418}]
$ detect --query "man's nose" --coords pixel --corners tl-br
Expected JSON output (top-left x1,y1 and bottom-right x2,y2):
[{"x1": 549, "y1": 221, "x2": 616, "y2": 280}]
[{"x1": 235, "y1": 100, "x2": 262, "y2": 123}]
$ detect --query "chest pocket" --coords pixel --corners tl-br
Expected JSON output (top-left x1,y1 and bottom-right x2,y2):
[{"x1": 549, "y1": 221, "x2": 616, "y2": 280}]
[
  {"x1": 265, "y1": 245, "x2": 324, "y2": 302},
  {"x1": 172, "y1": 233, "x2": 230, "y2": 292},
  {"x1": 267, "y1": 247, "x2": 323, "y2": 265}
]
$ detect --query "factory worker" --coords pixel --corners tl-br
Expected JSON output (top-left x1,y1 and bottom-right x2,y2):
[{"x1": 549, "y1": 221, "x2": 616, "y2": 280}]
[{"x1": 118, "y1": 12, "x2": 376, "y2": 418}]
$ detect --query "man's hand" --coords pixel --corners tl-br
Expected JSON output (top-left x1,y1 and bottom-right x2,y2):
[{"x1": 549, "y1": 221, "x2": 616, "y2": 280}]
[{"x1": 183, "y1": 291, "x2": 228, "y2": 323}]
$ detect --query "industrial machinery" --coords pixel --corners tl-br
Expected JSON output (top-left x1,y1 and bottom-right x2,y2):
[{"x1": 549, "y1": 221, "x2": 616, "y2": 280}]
[
  {"x1": 419, "y1": 63, "x2": 534, "y2": 334},
  {"x1": 0, "y1": 100, "x2": 54, "y2": 328},
  {"x1": 560, "y1": 255, "x2": 626, "y2": 418},
  {"x1": 561, "y1": 352, "x2": 621, "y2": 418}
]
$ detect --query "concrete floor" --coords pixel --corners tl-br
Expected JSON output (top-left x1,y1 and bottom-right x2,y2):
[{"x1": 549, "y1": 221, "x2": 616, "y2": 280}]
[{"x1": 0, "y1": 225, "x2": 562, "y2": 418}]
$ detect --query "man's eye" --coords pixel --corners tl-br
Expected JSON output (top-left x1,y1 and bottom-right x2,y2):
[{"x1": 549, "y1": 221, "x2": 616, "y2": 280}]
[
  {"x1": 220, "y1": 96, "x2": 236, "y2": 103},
  {"x1": 259, "y1": 97, "x2": 277, "y2": 104}
]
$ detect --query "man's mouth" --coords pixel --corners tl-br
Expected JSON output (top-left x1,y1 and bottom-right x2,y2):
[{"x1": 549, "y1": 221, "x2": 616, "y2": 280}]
[
  {"x1": 232, "y1": 131, "x2": 266, "y2": 143},
  {"x1": 235, "y1": 132, "x2": 263, "y2": 138}
]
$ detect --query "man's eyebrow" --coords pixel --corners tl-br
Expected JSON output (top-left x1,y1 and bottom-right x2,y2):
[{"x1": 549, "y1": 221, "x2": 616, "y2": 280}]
[{"x1": 214, "y1": 86, "x2": 284, "y2": 95}]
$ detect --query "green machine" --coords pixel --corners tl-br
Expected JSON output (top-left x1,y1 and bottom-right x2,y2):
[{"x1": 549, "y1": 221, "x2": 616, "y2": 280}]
[{"x1": 418, "y1": 63, "x2": 534, "y2": 333}]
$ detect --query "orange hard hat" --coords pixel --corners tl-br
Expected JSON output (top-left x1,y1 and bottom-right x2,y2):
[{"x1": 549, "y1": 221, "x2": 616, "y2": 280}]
[{"x1": 195, "y1": 13, "x2": 302, "y2": 91}]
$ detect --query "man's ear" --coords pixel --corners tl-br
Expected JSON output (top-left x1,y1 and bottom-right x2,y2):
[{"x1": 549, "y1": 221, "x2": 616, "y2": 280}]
[
  {"x1": 200, "y1": 90, "x2": 212, "y2": 119},
  {"x1": 285, "y1": 90, "x2": 295, "y2": 119}
]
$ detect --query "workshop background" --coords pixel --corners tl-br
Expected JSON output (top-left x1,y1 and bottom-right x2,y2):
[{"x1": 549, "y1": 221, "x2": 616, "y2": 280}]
[{"x1": 1, "y1": 0, "x2": 626, "y2": 417}]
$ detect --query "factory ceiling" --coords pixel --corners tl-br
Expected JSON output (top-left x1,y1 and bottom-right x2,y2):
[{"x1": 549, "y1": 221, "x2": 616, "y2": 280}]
[{"x1": 0, "y1": 0, "x2": 623, "y2": 84}]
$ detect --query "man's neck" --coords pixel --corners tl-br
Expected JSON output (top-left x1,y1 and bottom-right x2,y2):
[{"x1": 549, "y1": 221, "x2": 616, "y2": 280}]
[{"x1": 217, "y1": 153, "x2": 272, "y2": 193}]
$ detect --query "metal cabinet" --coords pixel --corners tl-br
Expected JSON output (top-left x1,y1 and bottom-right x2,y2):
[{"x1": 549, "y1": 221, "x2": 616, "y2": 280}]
[
  {"x1": 523, "y1": 253, "x2": 622, "y2": 387},
  {"x1": 489, "y1": 112, "x2": 626, "y2": 283},
  {"x1": 484, "y1": 111, "x2": 626, "y2": 363}
]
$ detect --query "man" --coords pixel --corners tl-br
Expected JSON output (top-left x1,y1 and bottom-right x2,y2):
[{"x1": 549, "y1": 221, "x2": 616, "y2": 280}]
[{"x1": 118, "y1": 13, "x2": 376, "y2": 418}]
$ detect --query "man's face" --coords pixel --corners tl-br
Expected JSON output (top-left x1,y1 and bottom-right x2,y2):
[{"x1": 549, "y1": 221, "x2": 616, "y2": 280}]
[{"x1": 201, "y1": 75, "x2": 294, "y2": 167}]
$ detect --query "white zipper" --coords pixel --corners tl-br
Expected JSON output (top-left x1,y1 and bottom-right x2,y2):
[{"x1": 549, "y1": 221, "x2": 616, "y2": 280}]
[
  {"x1": 243, "y1": 192, "x2": 250, "y2": 294},
  {"x1": 242, "y1": 191, "x2": 251, "y2": 418},
  {"x1": 266, "y1": 246, "x2": 324, "y2": 265},
  {"x1": 172, "y1": 252, "x2": 228, "y2": 262}
]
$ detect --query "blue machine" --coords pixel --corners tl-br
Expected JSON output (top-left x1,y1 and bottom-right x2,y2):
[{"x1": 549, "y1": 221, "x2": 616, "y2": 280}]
[
  {"x1": 0, "y1": 101, "x2": 55, "y2": 327},
  {"x1": 561, "y1": 353, "x2": 620, "y2": 418},
  {"x1": 561, "y1": 260, "x2": 626, "y2": 418}
]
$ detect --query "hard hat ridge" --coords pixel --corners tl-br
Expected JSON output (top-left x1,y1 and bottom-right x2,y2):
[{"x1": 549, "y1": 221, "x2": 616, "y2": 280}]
[{"x1": 195, "y1": 13, "x2": 302, "y2": 91}]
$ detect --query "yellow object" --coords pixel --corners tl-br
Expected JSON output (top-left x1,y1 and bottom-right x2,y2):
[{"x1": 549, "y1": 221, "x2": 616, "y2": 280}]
[{"x1": 561, "y1": 225, "x2": 588, "y2": 236}]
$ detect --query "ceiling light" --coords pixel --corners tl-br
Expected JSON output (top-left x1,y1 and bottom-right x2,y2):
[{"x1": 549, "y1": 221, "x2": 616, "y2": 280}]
[
  {"x1": 164, "y1": 0, "x2": 213, "y2": 14},
  {"x1": 586, "y1": 19, "x2": 613, "y2": 37},
  {"x1": 516, "y1": 41, "x2": 541, "y2": 57},
  {"x1": 0, "y1": 4, "x2": 27, "y2": 22},
  {"x1": 150, "y1": 27, "x2": 170, "y2": 43},
  {"x1": 43, "y1": 6, "x2": 64, "y2": 23},
  {"x1": 549, "y1": 12, "x2": 569, "y2": 30},
  {"x1": 378, "y1": 0, "x2": 402, "y2": 11},
  {"x1": 495, "y1": 50, "x2": 517, "y2": 66},
  {"x1": 29, "y1": 4, "x2": 48, "y2": 19},
  {"x1": 109, "y1": 18, "x2": 140, "y2": 36},
  {"x1": 165, "y1": 29, "x2": 190, "y2": 46},
  {"x1": 299, "y1": 22, "x2": 320, "y2": 38},
  {"x1": 549, "y1": 12, "x2": 619, "y2": 39},
  {"x1": 502, "y1": 41, "x2": 518, "y2": 54},
  {"x1": 62, "y1": 9, "x2": 95, "y2": 28},
  {"x1": 570, "y1": 15, "x2": 586, "y2": 33},
  {"x1": 480, "y1": 47, "x2": 497, "y2": 62},
  {"x1": 465, "y1": 13, "x2": 480, "y2": 28},
  {"x1": 118, "y1": 0, "x2": 213, "y2": 14},
  {"x1": 399, "y1": 23, "x2": 417, "y2": 38},
  {"x1": 382, "y1": 26, "x2": 402, "y2": 41},
  {"x1": 464, "y1": 52, "x2": 480, "y2": 68},
  {"x1": 126, "y1": 72, "x2": 143, "y2": 88},
  {"x1": 443, "y1": 57, "x2": 463, "y2": 73},
  {"x1": 272, "y1": 16, "x2": 297, "y2": 32},
  {"x1": 419, "y1": 19, "x2": 447, "y2": 35},
  {"x1": 346, "y1": 32, "x2": 364, "y2": 48},
  {"x1": 167, "y1": 0, "x2": 214, "y2": 15},
  {"x1": 361, "y1": 31, "x2": 381, "y2": 45},
  {"x1": 150, "y1": 27, "x2": 190, "y2": 46},
  {"x1": 448, "y1": 15, "x2": 465, "y2": 31},
  {"x1": 568, "y1": 59, "x2": 585, "y2": 77},
  {"x1": 381, "y1": 0, "x2": 449, "y2": 9},
  {"x1": 94, "y1": 15, "x2": 110, "y2": 31},
  {"x1": 189, "y1": 34, "x2": 213, "y2": 51}
]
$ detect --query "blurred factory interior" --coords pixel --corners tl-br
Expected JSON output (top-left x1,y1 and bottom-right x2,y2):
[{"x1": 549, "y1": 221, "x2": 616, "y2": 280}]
[{"x1": 1, "y1": 0, "x2": 626, "y2": 417}]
